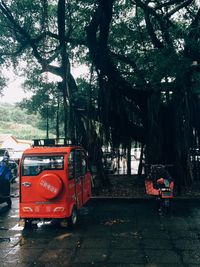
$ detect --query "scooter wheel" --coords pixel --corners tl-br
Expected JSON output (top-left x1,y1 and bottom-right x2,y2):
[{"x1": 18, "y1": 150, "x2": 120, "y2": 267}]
[{"x1": 163, "y1": 199, "x2": 171, "y2": 215}]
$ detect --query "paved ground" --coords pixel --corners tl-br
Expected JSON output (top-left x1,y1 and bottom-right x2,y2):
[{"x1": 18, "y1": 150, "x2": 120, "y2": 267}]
[{"x1": 0, "y1": 184, "x2": 200, "y2": 266}]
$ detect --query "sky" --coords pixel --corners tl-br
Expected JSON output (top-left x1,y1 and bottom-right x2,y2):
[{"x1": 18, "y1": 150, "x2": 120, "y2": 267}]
[
  {"x1": 0, "y1": 64, "x2": 32, "y2": 104},
  {"x1": 0, "y1": 65, "x2": 87, "y2": 104},
  {"x1": 0, "y1": 74, "x2": 28, "y2": 104}
]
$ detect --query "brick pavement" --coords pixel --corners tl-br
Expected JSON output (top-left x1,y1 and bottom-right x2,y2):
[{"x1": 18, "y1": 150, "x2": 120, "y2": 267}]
[{"x1": 1, "y1": 192, "x2": 200, "y2": 266}]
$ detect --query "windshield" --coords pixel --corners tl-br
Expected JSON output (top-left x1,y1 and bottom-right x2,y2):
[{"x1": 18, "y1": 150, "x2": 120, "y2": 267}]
[{"x1": 22, "y1": 155, "x2": 64, "y2": 176}]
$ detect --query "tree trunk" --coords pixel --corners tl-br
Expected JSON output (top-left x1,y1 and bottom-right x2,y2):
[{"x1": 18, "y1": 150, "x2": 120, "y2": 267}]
[
  {"x1": 127, "y1": 142, "x2": 131, "y2": 176},
  {"x1": 145, "y1": 93, "x2": 163, "y2": 164}
]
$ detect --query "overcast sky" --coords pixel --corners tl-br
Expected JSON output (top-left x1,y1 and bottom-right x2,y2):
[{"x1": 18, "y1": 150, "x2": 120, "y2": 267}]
[
  {"x1": 0, "y1": 75, "x2": 27, "y2": 104},
  {"x1": 0, "y1": 68, "x2": 29, "y2": 104},
  {"x1": 0, "y1": 64, "x2": 88, "y2": 104}
]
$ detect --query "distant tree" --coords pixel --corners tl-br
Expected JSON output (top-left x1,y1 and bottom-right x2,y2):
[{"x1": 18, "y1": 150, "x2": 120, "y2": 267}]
[{"x1": 0, "y1": 106, "x2": 11, "y2": 122}]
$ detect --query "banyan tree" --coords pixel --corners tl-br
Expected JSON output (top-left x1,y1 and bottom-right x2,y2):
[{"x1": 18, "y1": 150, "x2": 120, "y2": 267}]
[
  {"x1": 0, "y1": 0, "x2": 199, "y2": 190},
  {"x1": 86, "y1": 0, "x2": 200, "y2": 190}
]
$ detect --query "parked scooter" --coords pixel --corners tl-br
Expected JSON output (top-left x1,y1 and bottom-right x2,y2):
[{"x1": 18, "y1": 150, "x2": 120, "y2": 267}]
[
  {"x1": 0, "y1": 155, "x2": 12, "y2": 208},
  {"x1": 145, "y1": 165, "x2": 174, "y2": 215}
]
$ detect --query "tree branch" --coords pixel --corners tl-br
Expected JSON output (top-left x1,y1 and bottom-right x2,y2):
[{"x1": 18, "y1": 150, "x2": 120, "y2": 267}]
[
  {"x1": 184, "y1": 9, "x2": 200, "y2": 61},
  {"x1": 164, "y1": 0, "x2": 194, "y2": 18},
  {"x1": 110, "y1": 50, "x2": 147, "y2": 86},
  {"x1": 0, "y1": 1, "x2": 45, "y2": 65},
  {"x1": 144, "y1": 10, "x2": 164, "y2": 49},
  {"x1": 87, "y1": 0, "x2": 149, "y2": 114},
  {"x1": 130, "y1": 0, "x2": 173, "y2": 48},
  {"x1": 155, "y1": 0, "x2": 187, "y2": 10}
]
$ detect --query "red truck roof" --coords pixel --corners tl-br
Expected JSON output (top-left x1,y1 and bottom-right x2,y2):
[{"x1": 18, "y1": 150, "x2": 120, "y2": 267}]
[{"x1": 22, "y1": 146, "x2": 82, "y2": 155}]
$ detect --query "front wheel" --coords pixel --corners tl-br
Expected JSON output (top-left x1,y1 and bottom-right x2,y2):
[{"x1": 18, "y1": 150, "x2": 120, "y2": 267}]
[
  {"x1": 7, "y1": 197, "x2": 12, "y2": 208},
  {"x1": 67, "y1": 207, "x2": 78, "y2": 228},
  {"x1": 162, "y1": 199, "x2": 171, "y2": 215}
]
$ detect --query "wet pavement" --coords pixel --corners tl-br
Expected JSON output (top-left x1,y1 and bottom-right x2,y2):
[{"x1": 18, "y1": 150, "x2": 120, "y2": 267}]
[{"x1": 1, "y1": 184, "x2": 200, "y2": 266}]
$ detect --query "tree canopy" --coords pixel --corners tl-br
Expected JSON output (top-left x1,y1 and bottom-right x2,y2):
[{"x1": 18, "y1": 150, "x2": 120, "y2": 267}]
[{"x1": 0, "y1": 0, "x2": 200, "y2": 188}]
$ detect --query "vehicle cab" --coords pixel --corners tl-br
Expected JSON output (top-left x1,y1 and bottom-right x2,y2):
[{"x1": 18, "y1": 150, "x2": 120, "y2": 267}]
[{"x1": 19, "y1": 139, "x2": 92, "y2": 228}]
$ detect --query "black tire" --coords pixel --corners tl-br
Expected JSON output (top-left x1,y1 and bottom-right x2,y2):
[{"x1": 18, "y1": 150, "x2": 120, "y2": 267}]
[
  {"x1": 156, "y1": 197, "x2": 162, "y2": 213},
  {"x1": 162, "y1": 199, "x2": 171, "y2": 215},
  {"x1": 7, "y1": 197, "x2": 12, "y2": 208},
  {"x1": 52, "y1": 219, "x2": 61, "y2": 228},
  {"x1": 24, "y1": 219, "x2": 33, "y2": 229},
  {"x1": 67, "y1": 207, "x2": 78, "y2": 228}
]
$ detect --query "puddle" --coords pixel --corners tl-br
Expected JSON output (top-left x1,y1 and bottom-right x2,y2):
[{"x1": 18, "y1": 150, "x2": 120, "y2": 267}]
[
  {"x1": 10, "y1": 215, "x2": 18, "y2": 218},
  {"x1": 0, "y1": 226, "x2": 8, "y2": 230}
]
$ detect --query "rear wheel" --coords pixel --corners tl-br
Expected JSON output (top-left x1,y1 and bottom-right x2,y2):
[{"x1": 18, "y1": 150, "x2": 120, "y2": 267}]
[
  {"x1": 164, "y1": 199, "x2": 172, "y2": 215},
  {"x1": 67, "y1": 207, "x2": 78, "y2": 228},
  {"x1": 24, "y1": 219, "x2": 33, "y2": 229}
]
